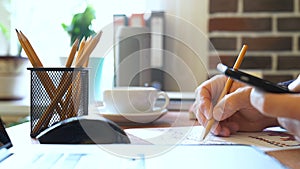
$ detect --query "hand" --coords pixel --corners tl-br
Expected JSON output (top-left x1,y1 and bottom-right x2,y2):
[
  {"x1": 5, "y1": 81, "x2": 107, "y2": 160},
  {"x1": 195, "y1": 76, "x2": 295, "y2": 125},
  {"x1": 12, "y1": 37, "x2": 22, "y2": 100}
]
[
  {"x1": 250, "y1": 74, "x2": 300, "y2": 141},
  {"x1": 250, "y1": 88, "x2": 300, "y2": 121},
  {"x1": 192, "y1": 75, "x2": 278, "y2": 137}
]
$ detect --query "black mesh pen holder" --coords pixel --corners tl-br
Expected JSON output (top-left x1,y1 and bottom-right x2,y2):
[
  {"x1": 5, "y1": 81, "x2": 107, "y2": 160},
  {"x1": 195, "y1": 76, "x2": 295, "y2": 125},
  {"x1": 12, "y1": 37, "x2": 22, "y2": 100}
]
[{"x1": 28, "y1": 67, "x2": 89, "y2": 138}]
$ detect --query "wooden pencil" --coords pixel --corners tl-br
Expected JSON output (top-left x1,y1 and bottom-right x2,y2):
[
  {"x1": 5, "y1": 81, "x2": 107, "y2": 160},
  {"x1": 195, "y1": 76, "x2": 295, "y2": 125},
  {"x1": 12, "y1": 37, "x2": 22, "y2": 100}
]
[
  {"x1": 16, "y1": 30, "x2": 56, "y2": 99},
  {"x1": 33, "y1": 72, "x2": 74, "y2": 133},
  {"x1": 33, "y1": 31, "x2": 103, "y2": 132},
  {"x1": 62, "y1": 38, "x2": 86, "y2": 118},
  {"x1": 19, "y1": 31, "x2": 43, "y2": 67},
  {"x1": 65, "y1": 38, "x2": 79, "y2": 67},
  {"x1": 75, "y1": 31, "x2": 102, "y2": 67},
  {"x1": 17, "y1": 31, "x2": 76, "y2": 131},
  {"x1": 16, "y1": 29, "x2": 103, "y2": 135},
  {"x1": 53, "y1": 38, "x2": 79, "y2": 120},
  {"x1": 75, "y1": 38, "x2": 86, "y2": 66},
  {"x1": 82, "y1": 36, "x2": 92, "y2": 67},
  {"x1": 16, "y1": 30, "x2": 40, "y2": 67},
  {"x1": 202, "y1": 44, "x2": 248, "y2": 140}
]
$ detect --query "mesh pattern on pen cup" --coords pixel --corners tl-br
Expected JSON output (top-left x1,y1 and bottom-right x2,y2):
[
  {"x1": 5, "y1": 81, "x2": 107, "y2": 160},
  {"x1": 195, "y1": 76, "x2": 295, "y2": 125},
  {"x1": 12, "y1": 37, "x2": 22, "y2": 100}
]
[{"x1": 28, "y1": 68, "x2": 89, "y2": 138}]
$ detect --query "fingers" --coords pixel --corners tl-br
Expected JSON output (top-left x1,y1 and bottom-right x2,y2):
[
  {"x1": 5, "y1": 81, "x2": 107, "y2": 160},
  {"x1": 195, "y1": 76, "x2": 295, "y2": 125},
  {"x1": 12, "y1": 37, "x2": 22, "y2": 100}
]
[
  {"x1": 212, "y1": 121, "x2": 239, "y2": 137},
  {"x1": 213, "y1": 87, "x2": 252, "y2": 121},
  {"x1": 195, "y1": 104, "x2": 237, "y2": 137},
  {"x1": 193, "y1": 75, "x2": 227, "y2": 123},
  {"x1": 193, "y1": 75, "x2": 252, "y2": 137},
  {"x1": 208, "y1": 87, "x2": 252, "y2": 136},
  {"x1": 194, "y1": 75, "x2": 247, "y2": 121},
  {"x1": 250, "y1": 88, "x2": 300, "y2": 121}
]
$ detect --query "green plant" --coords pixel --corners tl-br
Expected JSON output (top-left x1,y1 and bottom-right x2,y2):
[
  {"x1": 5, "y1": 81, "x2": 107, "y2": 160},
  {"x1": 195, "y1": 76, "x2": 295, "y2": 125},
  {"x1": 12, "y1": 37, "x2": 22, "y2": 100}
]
[{"x1": 62, "y1": 5, "x2": 96, "y2": 46}]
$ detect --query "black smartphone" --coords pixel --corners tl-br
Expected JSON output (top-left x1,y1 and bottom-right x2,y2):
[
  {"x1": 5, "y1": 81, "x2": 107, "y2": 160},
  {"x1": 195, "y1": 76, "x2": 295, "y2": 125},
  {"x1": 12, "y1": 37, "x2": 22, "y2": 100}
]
[{"x1": 217, "y1": 63, "x2": 294, "y2": 93}]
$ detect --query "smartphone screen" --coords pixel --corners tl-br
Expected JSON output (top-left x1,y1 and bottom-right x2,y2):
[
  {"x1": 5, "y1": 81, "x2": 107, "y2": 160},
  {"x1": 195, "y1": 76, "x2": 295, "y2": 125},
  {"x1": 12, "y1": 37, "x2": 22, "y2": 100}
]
[{"x1": 217, "y1": 63, "x2": 294, "y2": 93}]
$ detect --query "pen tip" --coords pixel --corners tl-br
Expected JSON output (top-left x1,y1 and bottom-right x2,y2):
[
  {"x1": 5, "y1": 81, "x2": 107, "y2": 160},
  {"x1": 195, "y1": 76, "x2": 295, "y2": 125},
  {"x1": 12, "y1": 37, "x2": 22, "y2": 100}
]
[
  {"x1": 201, "y1": 130, "x2": 210, "y2": 141},
  {"x1": 199, "y1": 131, "x2": 205, "y2": 141}
]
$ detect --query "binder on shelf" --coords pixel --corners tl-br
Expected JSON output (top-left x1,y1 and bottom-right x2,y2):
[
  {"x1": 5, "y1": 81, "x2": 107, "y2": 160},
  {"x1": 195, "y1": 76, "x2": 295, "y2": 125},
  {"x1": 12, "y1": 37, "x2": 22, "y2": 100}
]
[
  {"x1": 114, "y1": 27, "x2": 151, "y2": 87},
  {"x1": 129, "y1": 13, "x2": 145, "y2": 27},
  {"x1": 148, "y1": 11, "x2": 165, "y2": 68},
  {"x1": 113, "y1": 11, "x2": 166, "y2": 90},
  {"x1": 147, "y1": 11, "x2": 165, "y2": 90},
  {"x1": 113, "y1": 14, "x2": 128, "y2": 36},
  {"x1": 113, "y1": 14, "x2": 128, "y2": 26},
  {"x1": 113, "y1": 14, "x2": 128, "y2": 86},
  {"x1": 113, "y1": 14, "x2": 127, "y2": 26}
]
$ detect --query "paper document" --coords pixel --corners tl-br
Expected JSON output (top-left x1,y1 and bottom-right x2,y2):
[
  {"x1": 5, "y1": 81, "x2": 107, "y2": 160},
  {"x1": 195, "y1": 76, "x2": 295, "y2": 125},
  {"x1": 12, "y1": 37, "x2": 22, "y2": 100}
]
[
  {"x1": 125, "y1": 126, "x2": 300, "y2": 151},
  {"x1": 2, "y1": 144, "x2": 284, "y2": 169}
]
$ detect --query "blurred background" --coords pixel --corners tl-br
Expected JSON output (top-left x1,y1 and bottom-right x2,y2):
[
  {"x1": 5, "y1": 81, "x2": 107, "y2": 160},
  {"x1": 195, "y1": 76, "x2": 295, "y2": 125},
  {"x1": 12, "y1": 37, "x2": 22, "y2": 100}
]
[{"x1": 1, "y1": 0, "x2": 300, "y2": 100}]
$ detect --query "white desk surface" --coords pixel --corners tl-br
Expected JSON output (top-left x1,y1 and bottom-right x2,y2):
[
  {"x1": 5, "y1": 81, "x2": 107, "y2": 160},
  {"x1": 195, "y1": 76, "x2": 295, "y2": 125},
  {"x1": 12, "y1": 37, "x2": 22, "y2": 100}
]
[{"x1": 5, "y1": 121, "x2": 296, "y2": 169}]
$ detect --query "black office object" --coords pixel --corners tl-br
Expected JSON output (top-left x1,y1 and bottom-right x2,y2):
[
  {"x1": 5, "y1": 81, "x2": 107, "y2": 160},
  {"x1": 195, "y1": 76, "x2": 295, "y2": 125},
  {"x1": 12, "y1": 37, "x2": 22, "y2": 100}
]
[
  {"x1": 217, "y1": 63, "x2": 294, "y2": 94},
  {"x1": 36, "y1": 116, "x2": 130, "y2": 144}
]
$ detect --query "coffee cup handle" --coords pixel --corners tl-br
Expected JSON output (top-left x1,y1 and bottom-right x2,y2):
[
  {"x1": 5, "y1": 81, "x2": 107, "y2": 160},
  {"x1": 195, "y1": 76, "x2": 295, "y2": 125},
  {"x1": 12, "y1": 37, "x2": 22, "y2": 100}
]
[{"x1": 154, "y1": 91, "x2": 170, "y2": 111}]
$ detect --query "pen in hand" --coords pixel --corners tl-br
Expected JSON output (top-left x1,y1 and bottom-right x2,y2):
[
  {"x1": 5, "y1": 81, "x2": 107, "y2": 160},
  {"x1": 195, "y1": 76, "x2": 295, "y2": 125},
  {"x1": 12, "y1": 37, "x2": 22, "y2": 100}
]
[{"x1": 202, "y1": 44, "x2": 248, "y2": 140}]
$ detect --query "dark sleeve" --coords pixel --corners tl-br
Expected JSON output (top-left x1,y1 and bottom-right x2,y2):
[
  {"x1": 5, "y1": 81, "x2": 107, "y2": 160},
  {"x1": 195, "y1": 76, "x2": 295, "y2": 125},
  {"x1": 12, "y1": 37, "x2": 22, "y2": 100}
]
[{"x1": 277, "y1": 80, "x2": 295, "y2": 87}]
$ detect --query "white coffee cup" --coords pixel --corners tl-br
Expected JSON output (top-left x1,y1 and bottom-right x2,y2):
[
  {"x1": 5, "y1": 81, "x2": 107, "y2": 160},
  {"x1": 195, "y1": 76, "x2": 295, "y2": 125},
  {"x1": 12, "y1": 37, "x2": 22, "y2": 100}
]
[{"x1": 103, "y1": 87, "x2": 169, "y2": 114}]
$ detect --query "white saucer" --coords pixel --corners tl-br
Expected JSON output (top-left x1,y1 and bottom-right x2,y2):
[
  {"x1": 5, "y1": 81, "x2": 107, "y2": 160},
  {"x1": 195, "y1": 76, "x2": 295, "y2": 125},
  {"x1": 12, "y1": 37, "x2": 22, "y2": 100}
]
[{"x1": 98, "y1": 108, "x2": 168, "y2": 124}]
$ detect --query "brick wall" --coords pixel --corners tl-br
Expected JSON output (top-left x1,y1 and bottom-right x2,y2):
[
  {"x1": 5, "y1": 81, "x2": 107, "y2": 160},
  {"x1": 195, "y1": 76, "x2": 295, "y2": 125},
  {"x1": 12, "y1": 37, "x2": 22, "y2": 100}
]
[{"x1": 209, "y1": 0, "x2": 300, "y2": 82}]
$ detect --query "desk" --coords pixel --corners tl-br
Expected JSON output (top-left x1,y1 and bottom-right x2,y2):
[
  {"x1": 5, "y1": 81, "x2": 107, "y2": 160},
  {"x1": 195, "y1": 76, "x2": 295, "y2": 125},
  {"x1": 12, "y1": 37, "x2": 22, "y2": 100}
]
[{"x1": 6, "y1": 111, "x2": 300, "y2": 169}]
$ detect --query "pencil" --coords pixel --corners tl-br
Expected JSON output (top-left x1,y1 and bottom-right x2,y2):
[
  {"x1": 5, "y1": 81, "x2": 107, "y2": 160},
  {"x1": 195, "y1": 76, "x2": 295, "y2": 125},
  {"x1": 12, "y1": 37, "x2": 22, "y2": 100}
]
[
  {"x1": 16, "y1": 29, "x2": 42, "y2": 67},
  {"x1": 202, "y1": 44, "x2": 248, "y2": 140},
  {"x1": 65, "y1": 38, "x2": 79, "y2": 67},
  {"x1": 19, "y1": 31, "x2": 44, "y2": 67},
  {"x1": 75, "y1": 31, "x2": 102, "y2": 67},
  {"x1": 75, "y1": 38, "x2": 86, "y2": 66},
  {"x1": 33, "y1": 31, "x2": 103, "y2": 133}
]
